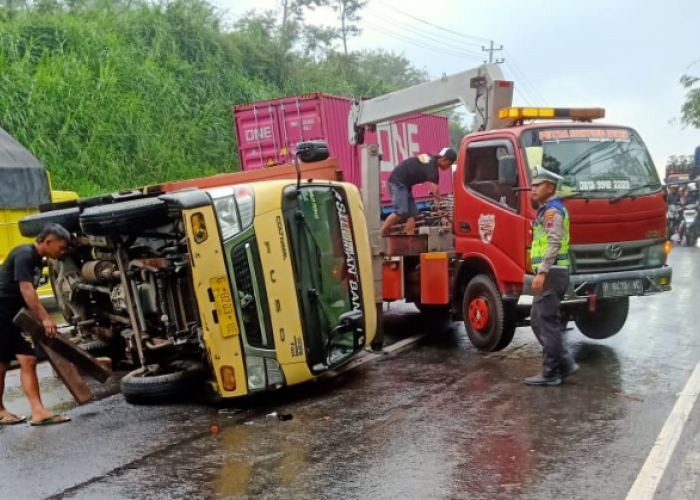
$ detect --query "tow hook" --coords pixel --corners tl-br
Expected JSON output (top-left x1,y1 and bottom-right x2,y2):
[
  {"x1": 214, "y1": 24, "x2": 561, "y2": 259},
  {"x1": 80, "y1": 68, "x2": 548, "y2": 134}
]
[{"x1": 589, "y1": 293, "x2": 597, "y2": 313}]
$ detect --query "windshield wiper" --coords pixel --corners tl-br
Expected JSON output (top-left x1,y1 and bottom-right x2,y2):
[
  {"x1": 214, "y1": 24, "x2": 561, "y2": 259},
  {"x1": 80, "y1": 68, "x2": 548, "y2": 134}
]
[{"x1": 609, "y1": 183, "x2": 661, "y2": 204}]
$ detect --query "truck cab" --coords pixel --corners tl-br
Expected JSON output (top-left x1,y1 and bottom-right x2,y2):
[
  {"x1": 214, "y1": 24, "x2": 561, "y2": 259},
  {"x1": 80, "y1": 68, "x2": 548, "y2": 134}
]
[
  {"x1": 380, "y1": 107, "x2": 672, "y2": 352},
  {"x1": 20, "y1": 145, "x2": 377, "y2": 404},
  {"x1": 452, "y1": 107, "x2": 671, "y2": 347}
]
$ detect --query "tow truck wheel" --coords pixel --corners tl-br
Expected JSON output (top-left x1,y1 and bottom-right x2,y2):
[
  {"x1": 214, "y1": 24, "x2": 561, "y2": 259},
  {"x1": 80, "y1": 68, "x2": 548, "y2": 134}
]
[
  {"x1": 574, "y1": 298, "x2": 629, "y2": 340},
  {"x1": 121, "y1": 361, "x2": 204, "y2": 405},
  {"x1": 462, "y1": 275, "x2": 514, "y2": 352}
]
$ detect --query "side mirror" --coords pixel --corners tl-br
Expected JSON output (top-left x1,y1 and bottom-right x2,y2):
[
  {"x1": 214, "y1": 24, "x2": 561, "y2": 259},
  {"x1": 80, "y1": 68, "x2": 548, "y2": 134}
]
[
  {"x1": 498, "y1": 155, "x2": 518, "y2": 186},
  {"x1": 296, "y1": 141, "x2": 330, "y2": 163}
]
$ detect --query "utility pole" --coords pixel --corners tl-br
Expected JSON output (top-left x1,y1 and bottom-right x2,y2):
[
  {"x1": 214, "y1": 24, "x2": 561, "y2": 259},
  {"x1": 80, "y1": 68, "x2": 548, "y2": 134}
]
[{"x1": 482, "y1": 41, "x2": 504, "y2": 64}]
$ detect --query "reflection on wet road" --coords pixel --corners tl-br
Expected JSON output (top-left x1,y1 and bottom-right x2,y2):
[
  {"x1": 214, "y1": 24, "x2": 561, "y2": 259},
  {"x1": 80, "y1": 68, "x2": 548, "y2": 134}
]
[{"x1": 2, "y1": 245, "x2": 700, "y2": 500}]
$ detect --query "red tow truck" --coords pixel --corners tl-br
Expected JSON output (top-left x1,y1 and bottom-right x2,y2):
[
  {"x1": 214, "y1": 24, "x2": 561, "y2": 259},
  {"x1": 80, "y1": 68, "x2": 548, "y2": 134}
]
[{"x1": 350, "y1": 64, "x2": 672, "y2": 350}]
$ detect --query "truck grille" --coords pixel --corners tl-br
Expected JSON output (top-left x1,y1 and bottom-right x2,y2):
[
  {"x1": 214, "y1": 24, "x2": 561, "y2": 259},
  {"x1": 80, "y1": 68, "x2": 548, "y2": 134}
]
[
  {"x1": 570, "y1": 241, "x2": 647, "y2": 274},
  {"x1": 231, "y1": 243, "x2": 263, "y2": 346}
]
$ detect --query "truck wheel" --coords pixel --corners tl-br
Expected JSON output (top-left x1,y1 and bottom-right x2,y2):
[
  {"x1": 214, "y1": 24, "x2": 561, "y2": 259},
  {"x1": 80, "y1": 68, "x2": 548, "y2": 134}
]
[
  {"x1": 79, "y1": 198, "x2": 170, "y2": 236},
  {"x1": 462, "y1": 275, "x2": 514, "y2": 352},
  {"x1": 574, "y1": 298, "x2": 629, "y2": 340},
  {"x1": 79, "y1": 339, "x2": 111, "y2": 358},
  {"x1": 121, "y1": 361, "x2": 204, "y2": 405},
  {"x1": 19, "y1": 207, "x2": 81, "y2": 237},
  {"x1": 493, "y1": 304, "x2": 518, "y2": 351}
]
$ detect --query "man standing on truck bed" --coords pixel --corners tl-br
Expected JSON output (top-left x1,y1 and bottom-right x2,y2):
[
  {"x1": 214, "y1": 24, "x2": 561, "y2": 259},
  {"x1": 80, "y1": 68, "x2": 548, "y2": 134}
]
[
  {"x1": 526, "y1": 167, "x2": 579, "y2": 387},
  {"x1": 0, "y1": 223, "x2": 71, "y2": 425},
  {"x1": 381, "y1": 147, "x2": 457, "y2": 236}
]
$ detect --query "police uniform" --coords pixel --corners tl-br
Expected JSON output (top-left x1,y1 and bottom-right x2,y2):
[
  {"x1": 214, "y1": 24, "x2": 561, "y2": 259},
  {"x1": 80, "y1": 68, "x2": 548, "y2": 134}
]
[{"x1": 526, "y1": 167, "x2": 578, "y2": 386}]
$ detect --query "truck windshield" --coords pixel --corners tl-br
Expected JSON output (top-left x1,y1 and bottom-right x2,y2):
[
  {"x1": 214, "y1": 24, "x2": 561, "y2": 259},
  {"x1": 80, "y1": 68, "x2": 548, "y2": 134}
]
[
  {"x1": 284, "y1": 185, "x2": 364, "y2": 371},
  {"x1": 520, "y1": 127, "x2": 661, "y2": 199}
]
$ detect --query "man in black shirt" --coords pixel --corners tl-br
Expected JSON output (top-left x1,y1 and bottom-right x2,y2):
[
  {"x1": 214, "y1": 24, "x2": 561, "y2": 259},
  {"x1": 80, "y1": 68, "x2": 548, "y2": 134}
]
[
  {"x1": 381, "y1": 147, "x2": 457, "y2": 236},
  {"x1": 0, "y1": 223, "x2": 71, "y2": 426}
]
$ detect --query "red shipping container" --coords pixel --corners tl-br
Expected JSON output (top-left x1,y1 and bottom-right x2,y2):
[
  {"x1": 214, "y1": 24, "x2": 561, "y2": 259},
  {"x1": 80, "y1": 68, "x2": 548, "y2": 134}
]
[{"x1": 232, "y1": 92, "x2": 453, "y2": 206}]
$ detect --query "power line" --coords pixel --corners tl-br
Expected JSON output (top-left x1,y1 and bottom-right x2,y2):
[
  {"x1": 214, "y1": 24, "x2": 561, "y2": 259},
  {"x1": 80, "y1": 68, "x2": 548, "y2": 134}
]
[
  {"x1": 363, "y1": 6, "x2": 488, "y2": 58},
  {"x1": 372, "y1": 0, "x2": 492, "y2": 46},
  {"x1": 514, "y1": 87, "x2": 533, "y2": 106},
  {"x1": 502, "y1": 50, "x2": 546, "y2": 105},
  {"x1": 362, "y1": 21, "x2": 486, "y2": 62}
]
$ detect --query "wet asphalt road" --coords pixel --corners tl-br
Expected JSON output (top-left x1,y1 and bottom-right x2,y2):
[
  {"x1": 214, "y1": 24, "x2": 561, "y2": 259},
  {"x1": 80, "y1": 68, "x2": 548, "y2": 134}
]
[{"x1": 2, "y1": 244, "x2": 700, "y2": 500}]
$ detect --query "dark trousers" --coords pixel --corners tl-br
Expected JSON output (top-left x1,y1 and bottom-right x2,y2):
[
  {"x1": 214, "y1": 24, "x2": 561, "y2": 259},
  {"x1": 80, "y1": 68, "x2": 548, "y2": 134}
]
[{"x1": 531, "y1": 268, "x2": 574, "y2": 377}]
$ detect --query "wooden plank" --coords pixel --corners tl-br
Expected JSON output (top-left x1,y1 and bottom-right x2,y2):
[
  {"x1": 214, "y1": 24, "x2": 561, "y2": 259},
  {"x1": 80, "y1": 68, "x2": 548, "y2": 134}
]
[
  {"x1": 13, "y1": 309, "x2": 112, "y2": 383},
  {"x1": 39, "y1": 341, "x2": 94, "y2": 405}
]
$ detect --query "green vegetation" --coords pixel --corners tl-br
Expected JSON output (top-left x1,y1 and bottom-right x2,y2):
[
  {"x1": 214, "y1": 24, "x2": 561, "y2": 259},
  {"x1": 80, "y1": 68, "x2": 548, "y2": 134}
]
[
  {"x1": 680, "y1": 73, "x2": 700, "y2": 129},
  {"x1": 0, "y1": 0, "x2": 470, "y2": 195}
]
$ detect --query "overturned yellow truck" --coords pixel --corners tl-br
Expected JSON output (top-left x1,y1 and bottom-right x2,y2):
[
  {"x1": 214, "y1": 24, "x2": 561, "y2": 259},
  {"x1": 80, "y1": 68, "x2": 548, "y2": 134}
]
[{"x1": 19, "y1": 142, "x2": 377, "y2": 404}]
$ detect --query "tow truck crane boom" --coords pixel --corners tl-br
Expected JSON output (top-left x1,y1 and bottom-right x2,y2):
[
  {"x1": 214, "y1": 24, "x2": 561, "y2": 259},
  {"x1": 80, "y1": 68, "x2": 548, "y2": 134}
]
[
  {"x1": 349, "y1": 63, "x2": 514, "y2": 145},
  {"x1": 351, "y1": 63, "x2": 515, "y2": 351}
]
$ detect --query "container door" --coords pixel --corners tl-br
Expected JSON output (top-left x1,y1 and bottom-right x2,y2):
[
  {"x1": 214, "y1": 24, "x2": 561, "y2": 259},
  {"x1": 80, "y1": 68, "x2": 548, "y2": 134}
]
[
  {"x1": 277, "y1": 97, "x2": 326, "y2": 165},
  {"x1": 234, "y1": 104, "x2": 283, "y2": 170}
]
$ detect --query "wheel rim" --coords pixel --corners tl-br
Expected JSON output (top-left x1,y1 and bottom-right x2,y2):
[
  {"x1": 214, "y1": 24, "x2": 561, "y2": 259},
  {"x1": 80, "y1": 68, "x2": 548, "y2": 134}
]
[{"x1": 468, "y1": 297, "x2": 490, "y2": 331}]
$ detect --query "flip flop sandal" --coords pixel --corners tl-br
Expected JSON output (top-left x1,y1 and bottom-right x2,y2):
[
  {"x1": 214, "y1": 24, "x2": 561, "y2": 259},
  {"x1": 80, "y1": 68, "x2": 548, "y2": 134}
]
[
  {"x1": 0, "y1": 413, "x2": 28, "y2": 425},
  {"x1": 29, "y1": 414, "x2": 71, "y2": 426}
]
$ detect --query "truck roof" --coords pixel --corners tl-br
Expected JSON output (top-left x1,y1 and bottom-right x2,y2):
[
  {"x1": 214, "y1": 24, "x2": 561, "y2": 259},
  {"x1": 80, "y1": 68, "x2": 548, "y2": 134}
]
[{"x1": 466, "y1": 120, "x2": 636, "y2": 140}]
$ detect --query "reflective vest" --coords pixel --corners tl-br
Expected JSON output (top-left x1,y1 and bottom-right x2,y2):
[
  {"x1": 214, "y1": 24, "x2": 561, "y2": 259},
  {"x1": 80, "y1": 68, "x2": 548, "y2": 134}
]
[{"x1": 531, "y1": 197, "x2": 570, "y2": 272}]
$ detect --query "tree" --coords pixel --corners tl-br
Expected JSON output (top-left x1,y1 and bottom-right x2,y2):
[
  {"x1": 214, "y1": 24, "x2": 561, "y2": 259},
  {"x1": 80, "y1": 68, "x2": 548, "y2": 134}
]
[
  {"x1": 278, "y1": 0, "x2": 324, "y2": 48},
  {"x1": 355, "y1": 49, "x2": 429, "y2": 89},
  {"x1": 680, "y1": 74, "x2": 700, "y2": 128},
  {"x1": 329, "y1": 0, "x2": 366, "y2": 55},
  {"x1": 301, "y1": 24, "x2": 337, "y2": 60}
]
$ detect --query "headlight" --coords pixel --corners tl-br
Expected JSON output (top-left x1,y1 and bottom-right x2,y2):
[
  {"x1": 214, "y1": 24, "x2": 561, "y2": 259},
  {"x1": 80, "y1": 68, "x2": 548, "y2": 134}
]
[
  {"x1": 265, "y1": 358, "x2": 285, "y2": 389},
  {"x1": 645, "y1": 242, "x2": 668, "y2": 266},
  {"x1": 245, "y1": 356, "x2": 266, "y2": 392},
  {"x1": 245, "y1": 356, "x2": 287, "y2": 392}
]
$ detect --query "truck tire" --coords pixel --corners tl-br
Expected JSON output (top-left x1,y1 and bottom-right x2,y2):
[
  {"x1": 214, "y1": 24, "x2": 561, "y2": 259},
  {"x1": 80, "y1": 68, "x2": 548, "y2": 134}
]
[
  {"x1": 121, "y1": 362, "x2": 204, "y2": 405},
  {"x1": 575, "y1": 298, "x2": 629, "y2": 340},
  {"x1": 462, "y1": 275, "x2": 515, "y2": 352},
  {"x1": 494, "y1": 303, "x2": 518, "y2": 351},
  {"x1": 19, "y1": 207, "x2": 81, "y2": 237},
  {"x1": 79, "y1": 197, "x2": 170, "y2": 236}
]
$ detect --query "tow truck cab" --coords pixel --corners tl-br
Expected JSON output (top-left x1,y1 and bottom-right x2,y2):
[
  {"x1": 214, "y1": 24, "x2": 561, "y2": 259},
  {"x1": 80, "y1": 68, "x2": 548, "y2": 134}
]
[{"x1": 386, "y1": 107, "x2": 672, "y2": 351}]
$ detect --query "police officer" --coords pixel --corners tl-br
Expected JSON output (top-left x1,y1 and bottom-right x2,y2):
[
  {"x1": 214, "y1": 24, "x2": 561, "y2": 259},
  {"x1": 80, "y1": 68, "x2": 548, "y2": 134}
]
[
  {"x1": 526, "y1": 166, "x2": 579, "y2": 386},
  {"x1": 381, "y1": 147, "x2": 457, "y2": 236}
]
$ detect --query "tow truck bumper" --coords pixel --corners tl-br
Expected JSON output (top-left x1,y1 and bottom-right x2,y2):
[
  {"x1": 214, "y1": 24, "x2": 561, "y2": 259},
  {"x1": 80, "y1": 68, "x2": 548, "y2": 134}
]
[{"x1": 520, "y1": 265, "x2": 673, "y2": 306}]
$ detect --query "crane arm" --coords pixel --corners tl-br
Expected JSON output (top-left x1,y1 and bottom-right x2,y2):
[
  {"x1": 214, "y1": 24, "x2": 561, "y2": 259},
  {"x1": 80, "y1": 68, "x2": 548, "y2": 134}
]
[{"x1": 348, "y1": 63, "x2": 514, "y2": 145}]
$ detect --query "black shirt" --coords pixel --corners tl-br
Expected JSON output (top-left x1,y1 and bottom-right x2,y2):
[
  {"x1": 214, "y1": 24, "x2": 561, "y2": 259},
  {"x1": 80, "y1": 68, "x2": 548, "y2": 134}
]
[
  {"x1": 388, "y1": 154, "x2": 440, "y2": 189},
  {"x1": 0, "y1": 244, "x2": 44, "y2": 316}
]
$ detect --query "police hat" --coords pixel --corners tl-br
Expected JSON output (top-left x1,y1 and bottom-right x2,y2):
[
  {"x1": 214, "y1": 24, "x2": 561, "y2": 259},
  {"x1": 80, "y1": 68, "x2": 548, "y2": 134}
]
[{"x1": 531, "y1": 165, "x2": 563, "y2": 186}]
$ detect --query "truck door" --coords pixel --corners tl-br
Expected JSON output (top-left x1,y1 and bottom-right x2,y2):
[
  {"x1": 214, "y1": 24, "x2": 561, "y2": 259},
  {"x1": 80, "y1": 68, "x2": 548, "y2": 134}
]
[{"x1": 454, "y1": 138, "x2": 527, "y2": 286}]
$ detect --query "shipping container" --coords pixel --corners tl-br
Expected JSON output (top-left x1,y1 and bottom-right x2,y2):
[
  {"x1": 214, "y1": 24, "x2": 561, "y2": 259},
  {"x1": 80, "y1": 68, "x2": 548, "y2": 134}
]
[{"x1": 232, "y1": 92, "x2": 452, "y2": 209}]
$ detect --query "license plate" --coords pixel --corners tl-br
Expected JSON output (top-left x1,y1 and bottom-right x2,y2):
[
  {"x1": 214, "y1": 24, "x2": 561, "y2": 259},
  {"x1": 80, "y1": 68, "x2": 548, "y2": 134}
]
[
  {"x1": 601, "y1": 278, "x2": 644, "y2": 297},
  {"x1": 210, "y1": 276, "x2": 239, "y2": 338}
]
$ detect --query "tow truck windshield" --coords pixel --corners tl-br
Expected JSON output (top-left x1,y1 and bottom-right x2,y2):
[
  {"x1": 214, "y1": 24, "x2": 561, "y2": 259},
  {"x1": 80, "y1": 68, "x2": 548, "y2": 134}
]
[{"x1": 520, "y1": 127, "x2": 661, "y2": 199}]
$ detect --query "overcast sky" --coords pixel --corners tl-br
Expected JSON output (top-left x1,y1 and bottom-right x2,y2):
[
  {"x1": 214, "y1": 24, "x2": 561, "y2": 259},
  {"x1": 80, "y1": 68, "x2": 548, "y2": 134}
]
[{"x1": 215, "y1": 0, "x2": 699, "y2": 177}]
